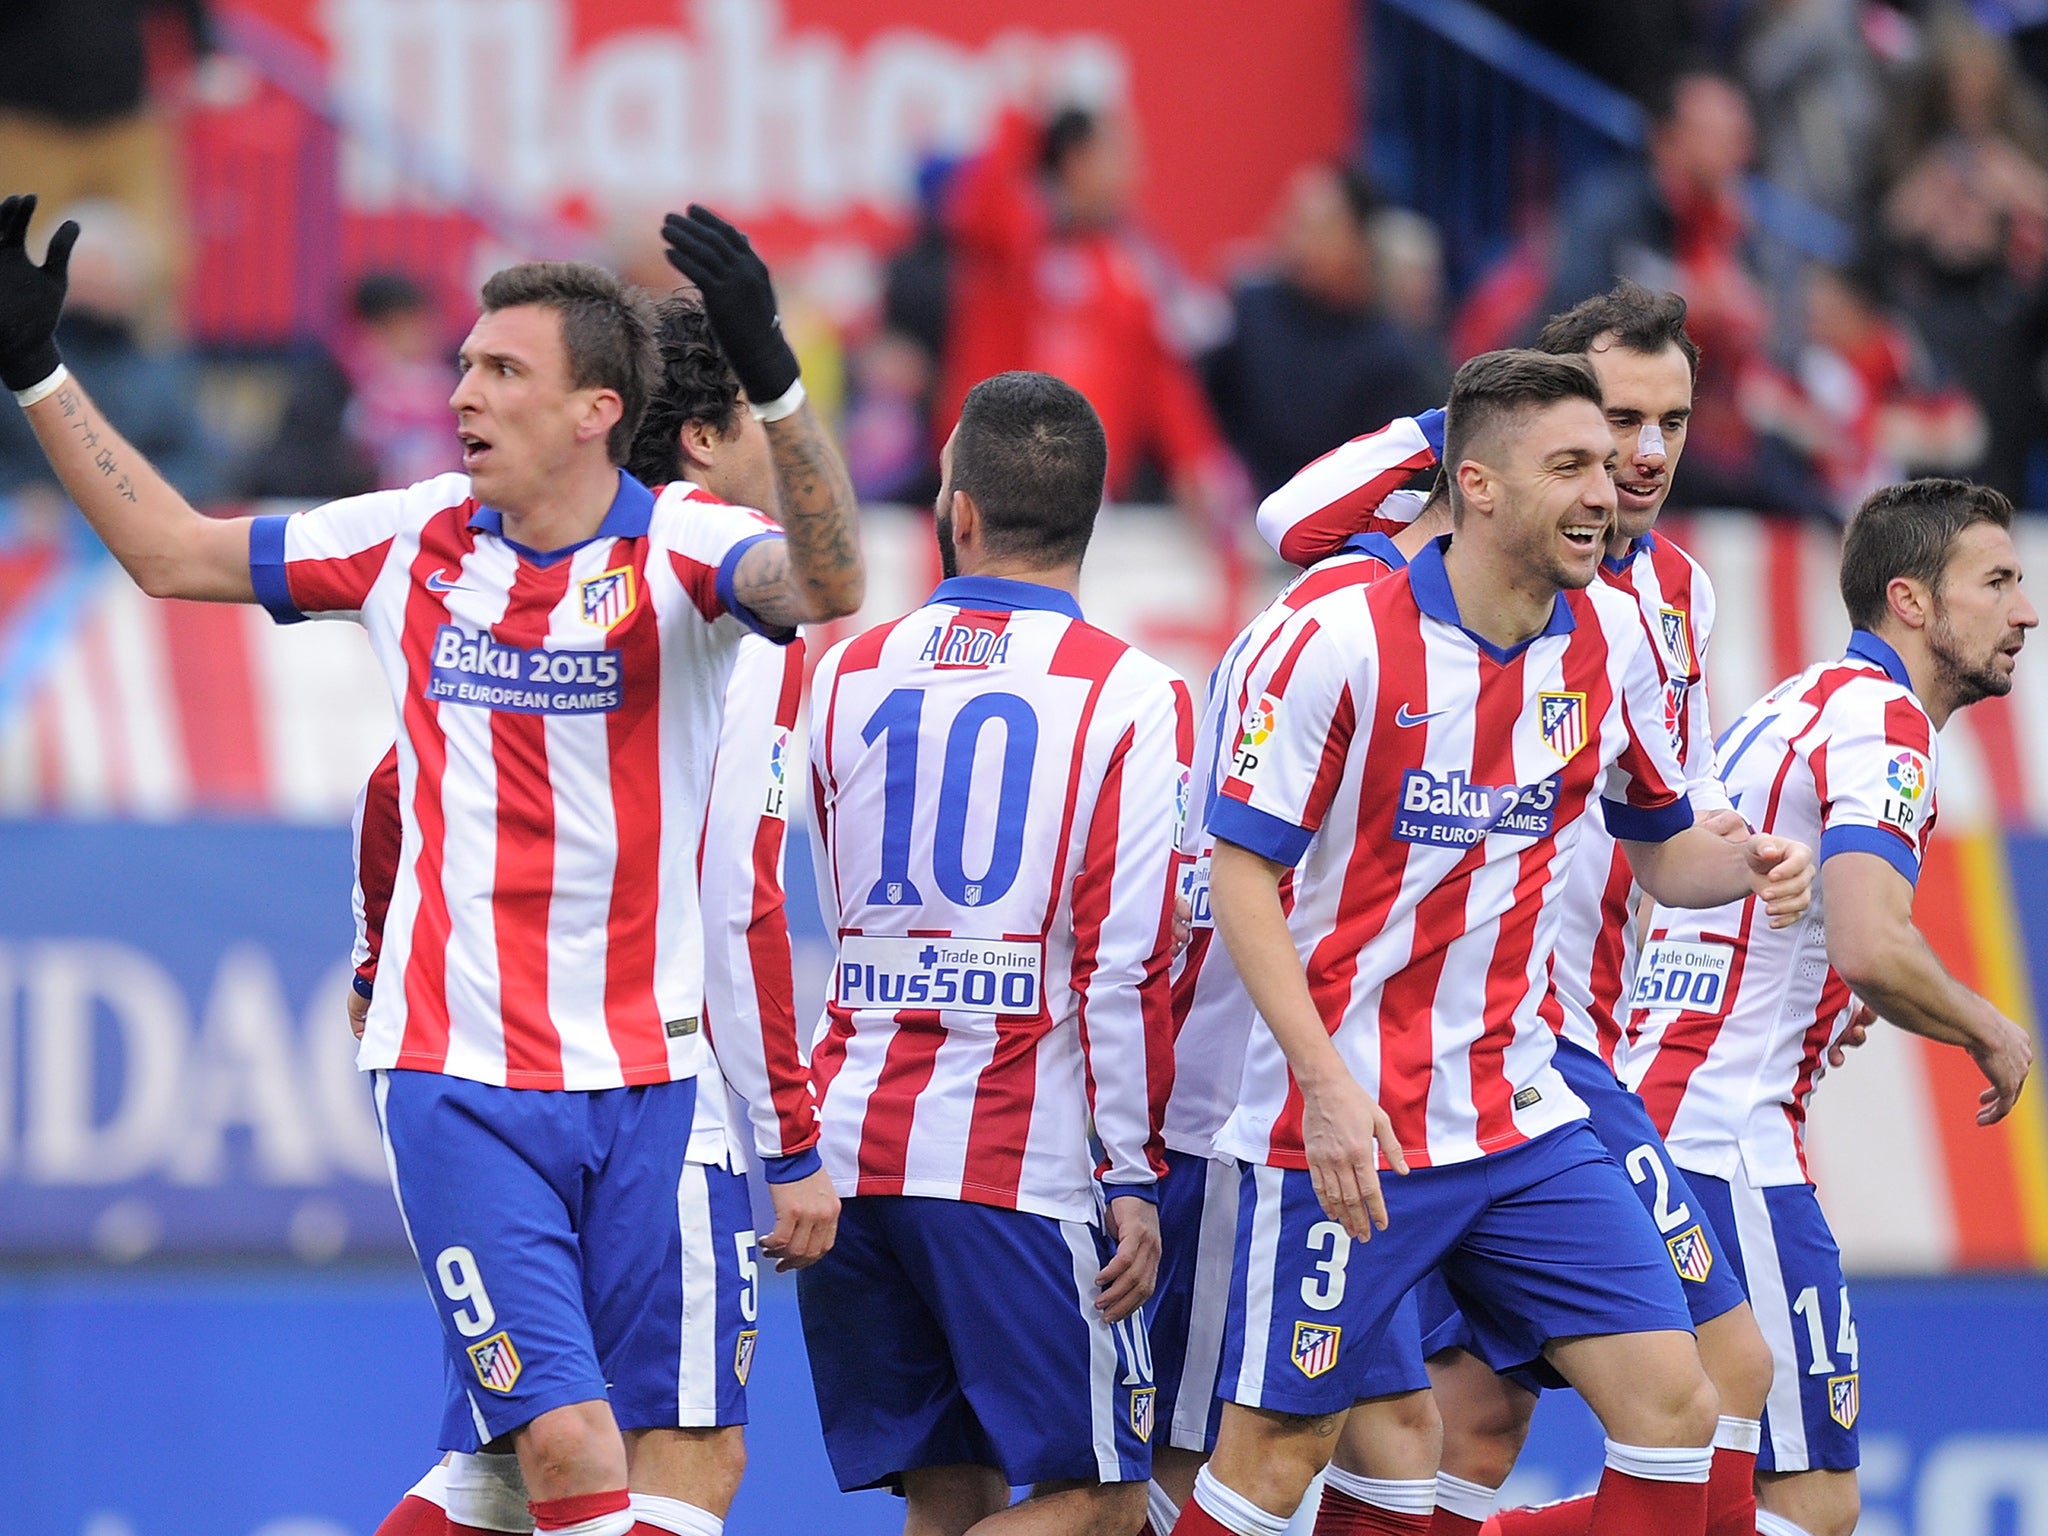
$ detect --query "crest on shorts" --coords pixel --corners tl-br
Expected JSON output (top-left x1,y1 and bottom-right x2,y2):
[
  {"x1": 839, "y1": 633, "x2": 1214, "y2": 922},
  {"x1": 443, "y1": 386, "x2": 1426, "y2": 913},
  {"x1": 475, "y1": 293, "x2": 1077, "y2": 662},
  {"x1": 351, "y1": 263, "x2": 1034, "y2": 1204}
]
[
  {"x1": 734, "y1": 1328, "x2": 759, "y2": 1386},
  {"x1": 1828, "y1": 1373, "x2": 1860, "y2": 1429},
  {"x1": 1660, "y1": 607, "x2": 1694, "y2": 674},
  {"x1": 467, "y1": 1331, "x2": 523, "y2": 1394},
  {"x1": 579, "y1": 566, "x2": 637, "y2": 629},
  {"x1": 1666, "y1": 1224, "x2": 1715, "y2": 1284},
  {"x1": 1538, "y1": 691, "x2": 1587, "y2": 763},
  {"x1": 1292, "y1": 1321, "x2": 1341, "y2": 1379},
  {"x1": 1131, "y1": 1386, "x2": 1155, "y2": 1442}
]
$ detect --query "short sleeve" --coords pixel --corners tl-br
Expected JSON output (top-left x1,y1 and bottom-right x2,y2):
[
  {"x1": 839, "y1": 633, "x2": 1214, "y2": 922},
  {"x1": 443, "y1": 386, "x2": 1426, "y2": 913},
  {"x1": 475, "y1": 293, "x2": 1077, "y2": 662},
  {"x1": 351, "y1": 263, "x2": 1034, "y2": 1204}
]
[
  {"x1": 1208, "y1": 607, "x2": 1365, "y2": 866},
  {"x1": 1810, "y1": 690, "x2": 1938, "y2": 886},
  {"x1": 662, "y1": 489, "x2": 796, "y2": 643},
  {"x1": 250, "y1": 483, "x2": 433, "y2": 624},
  {"x1": 1600, "y1": 620, "x2": 1694, "y2": 843}
]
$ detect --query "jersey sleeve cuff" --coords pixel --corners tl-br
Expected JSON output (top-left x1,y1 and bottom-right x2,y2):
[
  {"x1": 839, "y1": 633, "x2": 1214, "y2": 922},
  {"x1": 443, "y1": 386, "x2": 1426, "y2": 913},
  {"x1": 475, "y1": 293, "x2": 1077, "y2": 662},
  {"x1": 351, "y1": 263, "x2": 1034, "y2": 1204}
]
[
  {"x1": 351, "y1": 971, "x2": 375, "y2": 1000},
  {"x1": 1819, "y1": 823, "x2": 1920, "y2": 886},
  {"x1": 248, "y1": 513, "x2": 308, "y2": 625},
  {"x1": 716, "y1": 531, "x2": 798, "y2": 644},
  {"x1": 1416, "y1": 406, "x2": 1446, "y2": 458},
  {"x1": 1602, "y1": 793, "x2": 1694, "y2": 844},
  {"x1": 1208, "y1": 796, "x2": 1314, "y2": 866},
  {"x1": 1100, "y1": 1180, "x2": 1159, "y2": 1205},
  {"x1": 760, "y1": 1146, "x2": 824, "y2": 1184}
]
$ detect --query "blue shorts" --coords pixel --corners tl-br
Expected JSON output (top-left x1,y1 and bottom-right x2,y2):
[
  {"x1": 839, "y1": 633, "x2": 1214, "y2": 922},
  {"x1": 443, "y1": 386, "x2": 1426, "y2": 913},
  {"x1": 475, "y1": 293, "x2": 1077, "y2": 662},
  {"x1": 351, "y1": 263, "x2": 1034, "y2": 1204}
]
[
  {"x1": 798, "y1": 1195, "x2": 1152, "y2": 1491},
  {"x1": 1688, "y1": 1166, "x2": 1860, "y2": 1472},
  {"x1": 1150, "y1": 1151, "x2": 1431, "y2": 1453},
  {"x1": 1419, "y1": 1039, "x2": 1749, "y2": 1387},
  {"x1": 1220, "y1": 1121, "x2": 1693, "y2": 1417},
  {"x1": 375, "y1": 1069, "x2": 755, "y2": 1451}
]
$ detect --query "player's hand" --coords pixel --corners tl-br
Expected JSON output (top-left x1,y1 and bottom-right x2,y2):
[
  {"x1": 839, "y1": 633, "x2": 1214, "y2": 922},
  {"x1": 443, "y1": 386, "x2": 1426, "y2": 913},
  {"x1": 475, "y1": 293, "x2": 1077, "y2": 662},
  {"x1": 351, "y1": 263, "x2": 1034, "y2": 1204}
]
[
  {"x1": 0, "y1": 195, "x2": 77, "y2": 391},
  {"x1": 1095, "y1": 1194, "x2": 1162, "y2": 1324},
  {"x1": 1828, "y1": 1001, "x2": 1875, "y2": 1069},
  {"x1": 1172, "y1": 893, "x2": 1194, "y2": 958},
  {"x1": 660, "y1": 205, "x2": 801, "y2": 406},
  {"x1": 1970, "y1": 1011, "x2": 2034, "y2": 1126},
  {"x1": 1697, "y1": 807, "x2": 1750, "y2": 844},
  {"x1": 760, "y1": 1166, "x2": 840, "y2": 1272},
  {"x1": 1301, "y1": 1072, "x2": 1407, "y2": 1242},
  {"x1": 1743, "y1": 834, "x2": 1813, "y2": 928},
  {"x1": 346, "y1": 986, "x2": 370, "y2": 1040}
]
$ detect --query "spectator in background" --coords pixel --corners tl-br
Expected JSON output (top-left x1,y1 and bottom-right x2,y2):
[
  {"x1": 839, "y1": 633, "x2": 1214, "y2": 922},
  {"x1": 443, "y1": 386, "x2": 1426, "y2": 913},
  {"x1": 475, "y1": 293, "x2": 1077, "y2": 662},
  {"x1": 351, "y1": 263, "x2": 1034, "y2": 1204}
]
[
  {"x1": 1738, "y1": 0, "x2": 1884, "y2": 222},
  {"x1": 1373, "y1": 204, "x2": 1451, "y2": 357},
  {"x1": 1883, "y1": 9, "x2": 2048, "y2": 500},
  {"x1": 0, "y1": 0, "x2": 239, "y2": 337},
  {"x1": 341, "y1": 272, "x2": 460, "y2": 489},
  {"x1": 941, "y1": 101, "x2": 1242, "y2": 525},
  {"x1": 0, "y1": 199, "x2": 218, "y2": 526},
  {"x1": 1203, "y1": 162, "x2": 1447, "y2": 498},
  {"x1": 1741, "y1": 259, "x2": 1986, "y2": 518},
  {"x1": 1545, "y1": 71, "x2": 1781, "y2": 508}
]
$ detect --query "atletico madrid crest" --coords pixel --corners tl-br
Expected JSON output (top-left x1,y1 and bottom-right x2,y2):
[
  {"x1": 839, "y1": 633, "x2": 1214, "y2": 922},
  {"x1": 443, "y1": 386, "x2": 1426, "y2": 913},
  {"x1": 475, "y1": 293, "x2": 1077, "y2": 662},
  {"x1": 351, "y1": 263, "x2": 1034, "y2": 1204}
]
[
  {"x1": 1131, "y1": 1386, "x2": 1155, "y2": 1442},
  {"x1": 1666, "y1": 1224, "x2": 1715, "y2": 1284},
  {"x1": 1538, "y1": 691, "x2": 1587, "y2": 763},
  {"x1": 1292, "y1": 1321, "x2": 1341, "y2": 1379},
  {"x1": 1660, "y1": 606, "x2": 1694, "y2": 674},
  {"x1": 579, "y1": 566, "x2": 637, "y2": 629},
  {"x1": 467, "y1": 1331, "x2": 523, "y2": 1393},
  {"x1": 734, "y1": 1328, "x2": 759, "y2": 1386},
  {"x1": 1828, "y1": 1373, "x2": 1859, "y2": 1429}
]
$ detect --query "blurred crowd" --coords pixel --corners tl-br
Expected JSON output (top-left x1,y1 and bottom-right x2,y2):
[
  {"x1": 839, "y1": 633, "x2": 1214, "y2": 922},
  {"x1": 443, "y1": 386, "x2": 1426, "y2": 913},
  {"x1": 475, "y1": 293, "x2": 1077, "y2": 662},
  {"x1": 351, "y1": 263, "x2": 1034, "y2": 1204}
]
[{"x1": 16, "y1": 0, "x2": 2048, "y2": 538}]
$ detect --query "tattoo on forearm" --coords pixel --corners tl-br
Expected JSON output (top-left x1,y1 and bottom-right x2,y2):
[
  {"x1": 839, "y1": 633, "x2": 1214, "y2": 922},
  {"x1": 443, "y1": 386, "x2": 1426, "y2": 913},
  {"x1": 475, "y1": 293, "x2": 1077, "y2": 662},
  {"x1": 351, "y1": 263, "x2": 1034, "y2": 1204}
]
[
  {"x1": 752, "y1": 403, "x2": 862, "y2": 622},
  {"x1": 57, "y1": 386, "x2": 137, "y2": 502}
]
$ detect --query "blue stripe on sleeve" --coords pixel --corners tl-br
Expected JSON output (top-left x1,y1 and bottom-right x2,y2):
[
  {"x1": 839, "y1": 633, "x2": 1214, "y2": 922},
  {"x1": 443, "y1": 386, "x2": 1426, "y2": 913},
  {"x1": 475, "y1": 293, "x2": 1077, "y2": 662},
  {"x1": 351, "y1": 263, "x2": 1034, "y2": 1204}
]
[
  {"x1": 1101, "y1": 1180, "x2": 1159, "y2": 1205},
  {"x1": 1819, "y1": 823, "x2": 1920, "y2": 887},
  {"x1": 716, "y1": 531, "x2": 797, "y2": 644},
  {"x1": 247, "y1": 513, "x2": 307, "y2": 625},
  {"x1": 1209, "y1": 796, "x2": 1315, "y2": 867},
  {"x1": 761, "y1": 1146, "x2": 824, "y2": 1184},
  {"x1": 1602, "y1": 793, "x2": 1695, "y2": 844}
]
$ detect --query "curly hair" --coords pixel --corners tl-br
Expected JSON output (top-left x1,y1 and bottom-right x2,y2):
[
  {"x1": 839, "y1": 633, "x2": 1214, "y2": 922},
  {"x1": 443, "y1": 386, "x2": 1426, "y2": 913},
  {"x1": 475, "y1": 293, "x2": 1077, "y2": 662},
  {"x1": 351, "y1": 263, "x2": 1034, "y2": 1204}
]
[{"x1": 625, "y1": 296, "x2": 745, "y2": 486}]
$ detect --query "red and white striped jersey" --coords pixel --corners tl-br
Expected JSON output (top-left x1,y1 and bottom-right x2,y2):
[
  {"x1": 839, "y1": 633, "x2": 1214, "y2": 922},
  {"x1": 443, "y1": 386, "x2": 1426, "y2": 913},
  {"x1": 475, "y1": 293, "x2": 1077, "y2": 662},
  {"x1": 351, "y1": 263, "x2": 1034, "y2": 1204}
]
[
  {"x1": 1211, "y1": 538, "x2": 1695, "y2": 1171},
  {"x1": 1549, "y1": 530, "x2": 1728, "y2": 1067},
  {"x1": 349, "y1": 633, "x2": 819, "y2": 1173},
  {"x1": 806, "y1": 575, "x2": 1192, "y2": 1223},
  {"x1": 1168, "y1": 532, "x2": 1411, "y2": 1158},
  {"x1": 1625, "y1": 631, "x2": 1940, "y2": 1187},
  {"x1": 1254, "y1": 409, "x2": 1442, "y2": 567},
  {"x1": 254, "y1": 469, "x2": 787, "y2": 1091}
]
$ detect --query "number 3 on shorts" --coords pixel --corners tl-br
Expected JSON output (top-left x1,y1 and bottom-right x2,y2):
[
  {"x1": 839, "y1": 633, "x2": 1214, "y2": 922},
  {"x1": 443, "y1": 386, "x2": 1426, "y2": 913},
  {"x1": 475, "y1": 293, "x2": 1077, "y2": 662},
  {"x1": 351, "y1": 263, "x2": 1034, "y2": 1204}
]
[
  {"x1": 1301, "y1": 1220, "x2": 1351, "y2": 1312},
  {"x1": 435, "y1": 1244, "x2": 498, "y2": 1338}
]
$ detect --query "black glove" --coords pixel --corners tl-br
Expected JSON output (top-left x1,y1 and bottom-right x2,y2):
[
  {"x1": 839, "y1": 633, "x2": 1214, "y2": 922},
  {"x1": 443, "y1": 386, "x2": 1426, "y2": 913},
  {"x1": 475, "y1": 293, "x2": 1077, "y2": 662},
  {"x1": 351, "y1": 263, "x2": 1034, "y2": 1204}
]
[
  {"x1": 0, "y1": 195, "x2": 78, "y2": 392},
  {"x1": 661, "y1": 204, "x2": 801, "y2": 406}
]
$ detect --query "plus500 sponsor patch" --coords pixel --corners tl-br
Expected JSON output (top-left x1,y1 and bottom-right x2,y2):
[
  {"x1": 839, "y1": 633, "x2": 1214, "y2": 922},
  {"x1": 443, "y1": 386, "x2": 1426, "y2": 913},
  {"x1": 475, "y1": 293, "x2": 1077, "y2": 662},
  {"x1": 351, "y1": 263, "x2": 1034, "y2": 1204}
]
[
  {"x1": 1631, "y1": 940, "x2": 1734, "y2": 1013},
  {"x1": 836, "y1": 935, "x2": 1043, "y2": 1015},
  {"x1": 1393, "y1": 770, "x2": 1561, "y2": 847},
  {"x1": 428, "y1": 625, "x2": 623, "y2": 714}
]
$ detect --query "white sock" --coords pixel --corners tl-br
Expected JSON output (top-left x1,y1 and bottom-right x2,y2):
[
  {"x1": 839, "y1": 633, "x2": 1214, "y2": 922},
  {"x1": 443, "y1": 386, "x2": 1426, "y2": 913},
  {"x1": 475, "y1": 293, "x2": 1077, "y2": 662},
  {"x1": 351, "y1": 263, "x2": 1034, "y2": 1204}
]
[
  {"x1": 402, "y1": 1461, "x2": 450, "y2": 1508},
  {"x1": 1714, "y1": 1415, "x2": 1763, "y2": 1454},
  {"x1": 1146, "y1": 1479, "x2": 1183, "y2": 1535},
  {"x1": 1754, "y1": 1513, "x2": 1816, "y2": 1536},
  {"x1": 629, "y1": 1493, "x2": 723, "y2": 1536},
  {"x1": 1321, "y1": 1466, "x2": 1435, "y2": 1514},
  {"x1": 1602, "y1": 1438, "x2": 1713, "y2": 1484},
  {"x1": 1191, "y1": 1465, "x2": 1292, "y2": 1536},
  {"x1": 445, "y1": 1453, "x2": 532, "y2": 1532},
  {"x1": 1434, "y1": 1473, "x2": 1499, "y2": 1520}
]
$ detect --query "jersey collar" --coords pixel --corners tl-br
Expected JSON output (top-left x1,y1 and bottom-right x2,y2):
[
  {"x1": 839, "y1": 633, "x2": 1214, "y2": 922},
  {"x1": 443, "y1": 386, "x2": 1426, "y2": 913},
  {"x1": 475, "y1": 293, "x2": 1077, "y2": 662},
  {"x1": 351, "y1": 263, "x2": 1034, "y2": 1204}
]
[
  {"x1": 468, "y1": 469, "x2": 656, "y2": 566},
  {"x1": 1407, "y1": 534, "x2": 1575, "y2": 662},
  {"x1": 1601, "y1": 530, "x2": 1654, "y2": 575},
  {"x1": 929, "y1": 574, "x2": 1084, "y2": 620},
  {"x1": 1335, "y1": 531, "x2": 1409, "y2": 568},
  {"x1": 1847, "y1": 628, "x2": 1914, "y2": 690}
]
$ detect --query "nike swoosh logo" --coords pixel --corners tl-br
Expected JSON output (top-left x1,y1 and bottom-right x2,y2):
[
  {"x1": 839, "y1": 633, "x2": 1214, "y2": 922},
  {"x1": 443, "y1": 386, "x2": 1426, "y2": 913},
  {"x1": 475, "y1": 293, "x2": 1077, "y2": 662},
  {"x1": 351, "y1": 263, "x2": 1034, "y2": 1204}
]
[
  {"x1": 425, "y1": 570, "x2": 466, "y2": 593},
  {"x1": 1394, "y1": 703, "x2": 1445, "y2": 728}
]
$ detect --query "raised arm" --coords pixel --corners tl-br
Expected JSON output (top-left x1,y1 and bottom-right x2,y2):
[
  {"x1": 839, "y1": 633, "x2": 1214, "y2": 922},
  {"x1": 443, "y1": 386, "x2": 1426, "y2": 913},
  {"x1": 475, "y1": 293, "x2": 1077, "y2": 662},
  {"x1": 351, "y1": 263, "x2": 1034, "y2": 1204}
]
[
  {"x1": 0, "y1": 197, "x2": 251, "y2": 601},
  {"x1": 661, "y1": 205, "x2": 864, "y2": 627}
]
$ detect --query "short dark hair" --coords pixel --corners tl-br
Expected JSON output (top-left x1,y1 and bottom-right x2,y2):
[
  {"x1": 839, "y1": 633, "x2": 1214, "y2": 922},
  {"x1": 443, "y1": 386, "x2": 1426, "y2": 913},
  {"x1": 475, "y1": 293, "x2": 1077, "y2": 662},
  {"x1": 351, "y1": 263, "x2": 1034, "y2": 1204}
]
[
  {"x1": 1041, "y1": 106, "x2": 1098, "y2": 178},
  {"x1": 478, "y1": 260, "x2": 658, "y2": 465},
  {"x1": 1840, "y1": 478, "x2": 2015, "y2": 629},
  {"x1": 627, "y1": 297, "x2": 743, "y2": 486},
  {"x1": 1535, "y1": 279, "x2": 1700, "y2": 381},
  {"x1": 352, "y1": 270, "x2": 429, "y2": 323},
  {"x1": 1442, "y1": 349, "x2": 1605, "y2": 514},
  {"x1": 952, "y1": 371, "x2": 1107, "y2": 568}
]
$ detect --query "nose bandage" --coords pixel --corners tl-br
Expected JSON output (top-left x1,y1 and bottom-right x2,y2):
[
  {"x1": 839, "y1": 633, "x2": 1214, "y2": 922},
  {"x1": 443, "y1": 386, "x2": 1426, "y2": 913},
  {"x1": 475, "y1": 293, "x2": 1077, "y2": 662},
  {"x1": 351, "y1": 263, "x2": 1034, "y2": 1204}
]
[{"x1": 1636, "y1": 422, "x2": 1666, "y2": 459}]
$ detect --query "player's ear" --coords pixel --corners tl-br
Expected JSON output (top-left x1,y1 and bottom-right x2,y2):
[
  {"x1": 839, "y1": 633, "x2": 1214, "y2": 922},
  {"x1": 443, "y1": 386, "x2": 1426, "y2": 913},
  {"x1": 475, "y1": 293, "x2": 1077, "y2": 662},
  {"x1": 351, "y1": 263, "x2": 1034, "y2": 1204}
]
[
  {"x1": 1454, "y1": 459, "x2": 1493, "y2": 518},
  {"x1": 677, "y1": 417, "x2": 718, "y2": 471},
  {"x1": 1886, "y1": 573, "x2": 1933, "y2": 632},
  {"x1": 576, "y1": 386, "x2": 625, "y2": 448},
  {"x1": 950, "y1": 486, "x2": 983, "y2": 550}
]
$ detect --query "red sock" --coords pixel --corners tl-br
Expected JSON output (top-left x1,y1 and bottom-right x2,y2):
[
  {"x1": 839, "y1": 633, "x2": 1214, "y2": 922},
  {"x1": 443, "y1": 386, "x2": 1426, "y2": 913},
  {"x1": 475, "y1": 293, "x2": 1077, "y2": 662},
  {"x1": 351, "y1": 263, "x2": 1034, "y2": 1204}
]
[
  {"x1": 1169, "y1": 1491, "x2": 1235, "y2": 1536},
  {"x1": 1706, "y1": 1444, "x2": 1758, "y2": 1536},
  {"x1": 1431, "y1": 1515, "x2": 1485, "y2": 1536},
  {"x1": 1585, "y1": 1467, "x2": 1705, "y2": 1536},
  {"x1": 1489, "y1": 1495, "x2": 1591, "y2": 1535},
  {"x1": 1314, "y1": 1483, "x2": 1433, "y2": 1533},
  {"x1": 529, "y1": 1490, "x2": 631, "y2": 1534},
  {"x1": 373, "y1": 1496, "x2": 448, "y2": 1536}
]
